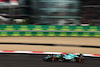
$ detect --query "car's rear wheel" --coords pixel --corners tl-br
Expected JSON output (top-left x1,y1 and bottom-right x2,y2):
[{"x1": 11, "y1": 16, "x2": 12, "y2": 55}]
[{"x1": 77, "y1": 57, "x2": 83, "y2": 63}]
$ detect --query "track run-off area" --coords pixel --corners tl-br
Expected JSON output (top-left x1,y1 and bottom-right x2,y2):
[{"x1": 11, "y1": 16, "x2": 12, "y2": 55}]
[
  {"x1": 0, "y1": 37, "x2": 100, "y2": 54},
  {"x1": 0, "y1": 54, "x2": 100, "y2": 67}
]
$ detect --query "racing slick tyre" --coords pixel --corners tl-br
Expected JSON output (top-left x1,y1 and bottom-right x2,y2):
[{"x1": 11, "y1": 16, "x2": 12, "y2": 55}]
[
  {"x1": 77, "y1": 57, "x2": 83, "y2": 63},
  {"x1": 51, "y1": 57, "x2": 56, "y2": 62}
]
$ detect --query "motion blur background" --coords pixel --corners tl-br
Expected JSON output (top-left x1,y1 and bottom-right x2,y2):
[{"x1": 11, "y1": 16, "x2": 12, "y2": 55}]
[
  {"x1": 0, "y1": 0, "x2": 100, "y2": 26},
  {"x1": 0, "y1": 1, "x2": 100, "y2": 67},
  {"x1": 0, "y1": 0, "x2": 100, "y2": 55}
]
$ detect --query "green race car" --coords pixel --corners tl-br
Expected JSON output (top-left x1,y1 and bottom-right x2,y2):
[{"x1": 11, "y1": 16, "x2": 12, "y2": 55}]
[{"x1": 43, "y1": 53, "x2": 84, "y2": 62}]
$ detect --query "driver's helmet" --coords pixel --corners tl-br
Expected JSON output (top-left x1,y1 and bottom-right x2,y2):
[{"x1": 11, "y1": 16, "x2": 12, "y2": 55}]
[
  {"x1": 80, "y1": 54, "x2": 83, "y2": 55},
  {"x1": 61, "y1": 54, "x2": 64, "y2": 57}
]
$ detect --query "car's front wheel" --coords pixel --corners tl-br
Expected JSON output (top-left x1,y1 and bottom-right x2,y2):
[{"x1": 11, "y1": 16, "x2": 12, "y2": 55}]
[{"x1": 51, "y1": 57, "x2": 56, "y2": 62}]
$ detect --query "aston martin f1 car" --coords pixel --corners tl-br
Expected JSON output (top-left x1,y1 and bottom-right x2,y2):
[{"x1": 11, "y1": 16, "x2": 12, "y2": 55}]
[{"x1": 43, "y1": 53, "x2": 84, "y2": 63}]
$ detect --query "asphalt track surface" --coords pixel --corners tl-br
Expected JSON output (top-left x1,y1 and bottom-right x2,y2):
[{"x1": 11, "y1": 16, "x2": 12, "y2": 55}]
[{"x1": 0, "y1": 54, "x2": 100, "y2": 67}]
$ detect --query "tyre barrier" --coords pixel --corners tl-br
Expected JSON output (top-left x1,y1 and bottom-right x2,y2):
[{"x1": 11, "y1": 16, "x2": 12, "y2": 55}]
[
  {"x1": 0, "y1": 31, "x2": 100, "y2": 37},
  {"x1": 0, "y1": 25, "x2": 100, "y2": 31},
  {"x1": 0, "y1": 25, "x2": 100, "y2": 37}
]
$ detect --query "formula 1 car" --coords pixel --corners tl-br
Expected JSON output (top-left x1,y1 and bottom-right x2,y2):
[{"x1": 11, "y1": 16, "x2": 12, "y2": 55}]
[{"x1": 43, "y1": 53, "x2": 84, "y2": 63}]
